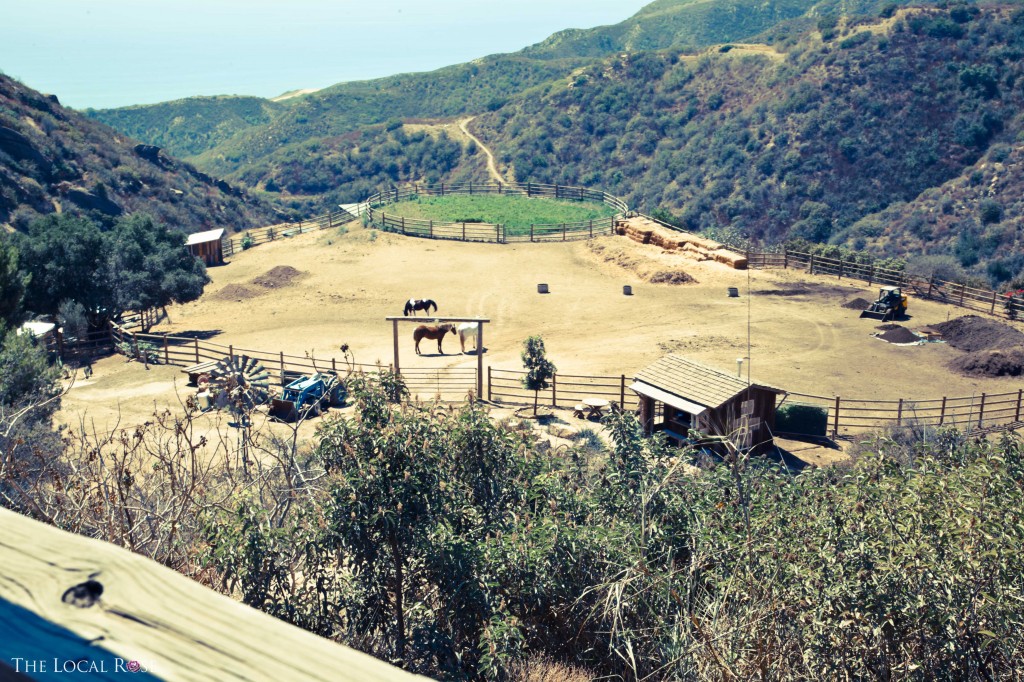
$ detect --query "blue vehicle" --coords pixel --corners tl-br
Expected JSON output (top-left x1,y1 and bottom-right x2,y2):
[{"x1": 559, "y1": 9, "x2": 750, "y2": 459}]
[{"x1": 270, "y1": 372, "x2": 345, "y2": 421}]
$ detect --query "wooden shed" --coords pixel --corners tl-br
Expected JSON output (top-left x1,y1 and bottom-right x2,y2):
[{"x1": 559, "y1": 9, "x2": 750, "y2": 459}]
[
  {"x1": 630, "y1": 354, "x2": 785, "y2": 454},
  {"x1": 186, "y1": 228, "x2": 226, "y2": 266}
]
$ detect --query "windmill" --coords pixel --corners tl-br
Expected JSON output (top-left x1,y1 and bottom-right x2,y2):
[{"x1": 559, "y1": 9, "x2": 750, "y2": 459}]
[{"x1": 208, "y1": 355, "x2": 271, "y2": 424}]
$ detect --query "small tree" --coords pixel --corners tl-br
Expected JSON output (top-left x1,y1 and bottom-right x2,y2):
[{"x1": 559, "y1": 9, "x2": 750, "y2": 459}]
[{"x1": 520, "y1": 335, "x2": 556, "y2": 415}]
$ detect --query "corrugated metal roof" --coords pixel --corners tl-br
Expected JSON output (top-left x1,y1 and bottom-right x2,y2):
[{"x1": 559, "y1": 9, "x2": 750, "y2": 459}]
[
  {"x1": 634, "y1": 354, "x2": 783, "y2": 409},
  {"x1": 186, "y1": 228, "x2": 226, "y2": 246}
]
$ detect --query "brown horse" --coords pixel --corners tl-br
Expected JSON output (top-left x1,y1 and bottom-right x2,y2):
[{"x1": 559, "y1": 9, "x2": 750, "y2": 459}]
[{"x1": 413, "y1": 324, "x2": 456, "y2": 355}]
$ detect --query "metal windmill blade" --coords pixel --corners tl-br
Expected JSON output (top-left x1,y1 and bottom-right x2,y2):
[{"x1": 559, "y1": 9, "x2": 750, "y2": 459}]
[{"x1": 209, "y1": 355, "x2": 271, "y2": 410}]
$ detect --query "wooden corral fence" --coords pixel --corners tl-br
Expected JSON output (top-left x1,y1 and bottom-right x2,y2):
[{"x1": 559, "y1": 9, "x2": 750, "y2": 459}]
[
  {"x1": 784, "y1": 390, "x2": 1024, "y2": 438},
  {"x1": 107, "y1": 325, "x2": 478, "y2": 401},
  {"x1": 221, "y1": 204, "x2": 365, "y2": 258},
  {"x1": 100, "y1": 326, "x2": 1024, "y2": 437},
  {"x1": 639, "y1": 213, "x2": 1024, "y2": 321},
  {"x1": 364, "y1": 182, "x2": 628, "y2": 244},
  {"x1": 488, "y1": 368, "x2": 639, "y2": 411}
]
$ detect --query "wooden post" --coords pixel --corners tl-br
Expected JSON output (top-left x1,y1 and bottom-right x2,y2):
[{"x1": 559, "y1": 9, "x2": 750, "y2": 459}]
[
  {"x1": 927, "y1": 276, "x2": 934, "y2": 298},
  {"x1": 401, "y1": 216, "x2": 405, "y2": 234},
  {"x1": 589, "y1": 220, "x2": 593, "y2": 238},
  {"x1": 163, "y1": 334, "x2": 169, "y2": 364},
  {"x1": 332, "y1": 357, "x2": 336, "y2": 373},
  {"x1": 440, "y1": 183, "x2": 444, "y2": 197},
  {"x1": 530, "y1": 224, "x2": 534, "y2": 242},
  {"x1": 280, "y1": 352, "x2": 285, "y2": 382},
  {"x1": 469, "y1": 181, "x2": 473, "y2": 195},
  {"x1": 783, "y1": 247, "x2": 788, "y2": 269},
  {"x1": 896, "y1": 398, "x2": 903, "y2": 426},
  {"x1": 429, "y1": 220, "x2": 433, "y2": 238},
  {"x1": 392, "y1": 319, "x2": 400, "y2": 376},
  {"x1": 487, "y1": 366, "x2": 492, "y2": 401},
  {"x1": 328, "y1": 213, "x2": 333, "y2": 228},
  {"x1": 833, "y1": 396, "x2": 840, "y2": 437},
  {"x1": 551, "y1": 373, "x2": 557, "y2": 407},
  {"x1": 990, "y1": 290, "x2": 997, "y2": 314},
  {"x1": 527, "y1": 182, "x2": 532, "y2": 197},
  {"x1": 229, "y1": 344, "x2": 233, "y2": 360},
  {"x1": 979, "y1": 393, "x2": 986, "y2": 428},
  {"x1": 959, "y1": 284, "x2": 966, "y2": 307},
  {"x1": 939, "y1": 396, "x2": 947, "y2": 425},
  {"x1": 477, "y1": 323, "x2": 484, "y2": 399},
  {"x1": 463, "y1": 222, "x2": 466, "y2": 240},
  {"x1": 1016, "y1": 389, "x2": 1022, "y2": 422},
  {"x1": 809, "y1": 254, "x2": 815, "y2": 275},
  {"x1": 496, "y1": 224, "x2": 500, "y2": 243},
  {"x1": 839, "y1": 259, "x2": 844, "y2": 280},
  {"x1": 620, "y1": 374, "x2": 626, "y2": 408},
  {"x1": 195, "y1": 338, "x2": 200, "y2": 364},
  {"x1": 563, "y1": 223, "x2": 567, "y2": 241}
]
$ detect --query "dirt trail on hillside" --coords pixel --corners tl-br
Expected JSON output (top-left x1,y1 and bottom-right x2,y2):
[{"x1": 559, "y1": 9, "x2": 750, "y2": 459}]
[{"x1": 459, "y1": 117, "x2": 504, "y2": 184}]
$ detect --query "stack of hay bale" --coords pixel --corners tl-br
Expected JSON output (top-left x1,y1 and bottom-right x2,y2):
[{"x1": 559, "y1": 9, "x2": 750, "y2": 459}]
[{"x1": 614, "y1": 217, "x2": 748, "y2": 269}]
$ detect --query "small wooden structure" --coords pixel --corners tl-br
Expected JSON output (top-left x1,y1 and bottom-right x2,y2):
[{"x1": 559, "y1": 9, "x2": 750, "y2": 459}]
[
  {"x1": 630, "y1": 354, "x2": 784, "y2": 454},
  {"x1": 0, "y1": 507, "x2": 429, "y2": 682},
  {"x1": 186, "y1": 228, "x2": 226, "y2": 266}
]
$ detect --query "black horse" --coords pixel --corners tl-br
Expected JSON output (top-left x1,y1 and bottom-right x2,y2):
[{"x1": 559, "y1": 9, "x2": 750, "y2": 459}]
[{"x1": 403, "y1": 298, "x2": 438, "y2": 316}]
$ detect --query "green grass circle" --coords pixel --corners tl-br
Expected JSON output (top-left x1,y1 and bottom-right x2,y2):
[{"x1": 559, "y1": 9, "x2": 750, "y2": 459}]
[{"x1": 380, "y1": 195, "x2": 617, "y2": 236}]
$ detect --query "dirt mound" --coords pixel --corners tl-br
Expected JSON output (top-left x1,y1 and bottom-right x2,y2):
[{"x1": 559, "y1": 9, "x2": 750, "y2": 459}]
[
  {"x1": 931, "y1": 315, "x2": 1024, "y2": 352},
  {"x1": 842, "y1": 297, "x2": 872, "y2": 309},
  {"x1": 875, "y1": 323, "x2": 901, "y2": 331},
  {"x1": 252, "y1": 265, "x2": 303, "y2": 288},
  {"x1": 877, "y1": 326, "x2": 921, "y2": 344},
  {"x1": 211, "y1": 284, "x2": 260, "y2": 301},
  {"x1": 949, "y1": 347, "x2": 1024, "y2": 377}
]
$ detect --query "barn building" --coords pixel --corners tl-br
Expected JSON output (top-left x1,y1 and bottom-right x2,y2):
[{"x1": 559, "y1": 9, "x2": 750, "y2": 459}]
[
  {"x1": 186, "y1": 228, "x2": 226, "y2": 266},
  {"x1": 630, "y1": 355, "x2": 785, "y2": 454}
]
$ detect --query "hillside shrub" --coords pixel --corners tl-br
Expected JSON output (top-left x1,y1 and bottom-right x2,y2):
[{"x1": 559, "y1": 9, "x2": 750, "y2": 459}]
[{"x1": 776, "y1": 403, "x2": 828, "y2": 435}]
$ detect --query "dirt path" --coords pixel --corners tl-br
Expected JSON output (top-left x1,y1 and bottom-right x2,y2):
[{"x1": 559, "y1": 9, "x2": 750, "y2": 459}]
[{"x1": 459, "y1": 117, "x2": 504, "y2": 184}]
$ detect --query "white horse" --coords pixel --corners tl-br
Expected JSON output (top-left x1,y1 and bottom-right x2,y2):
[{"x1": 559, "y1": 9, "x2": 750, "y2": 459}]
[{"x1": 457, "y1": 322, "x2": 479, "y2": 354}]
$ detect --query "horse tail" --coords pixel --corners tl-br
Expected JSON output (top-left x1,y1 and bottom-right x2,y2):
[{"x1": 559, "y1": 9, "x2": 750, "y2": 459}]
[{"x1": 428, "y1": 300, "x2": 437, "y2": 313}]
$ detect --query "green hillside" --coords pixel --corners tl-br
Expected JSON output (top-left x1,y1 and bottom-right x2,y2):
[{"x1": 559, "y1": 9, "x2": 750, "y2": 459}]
[
  {"x1": 474, "y1": 5, "x2": 1024, "y2": 284},
  {"x1": 85, "y1": 95, "x2": 284, "y2": 159}
]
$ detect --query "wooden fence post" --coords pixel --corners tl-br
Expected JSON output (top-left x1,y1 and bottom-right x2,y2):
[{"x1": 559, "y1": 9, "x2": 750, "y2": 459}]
[
  {"x1": 939, "y1": 396, "x2": 947, "y2": 425},
  {"x1": 487, "y1": 366, "x2": 492, "y2": 402},
  {"x1": 833, "y1": 396, "x2": 840, "y2": 437},
  {"x1": 809, "y1": 254, "x2": 815, "y2": 275},
  {"x1": 589, "y1": 220, "x2": 593, "y2": 238},
  {"x1": 429, "y1": 220, "x2": 433, "y2": 238},
  {"x1": 1016, "y1": 389, "x2": 1022, "y2": 423},
  {"x1": 332, "y1": 357, "x2": 336, "y2": 373},
  {"x1": 979, "y1": 393, "x2": 986, "y2": 428},
  {"x1": 163, "y1": 334, "x2": 169, "y2": 364},
  {"x1": 195, "y1": 338, "x2": 200, "y2": 364},
  {"x1": 280, "y1": 352, "x2": 285, "y2": 382},
  {"x1": 838, "y1": 259, "x2": 844, "y2": 280},
  {"x1": 897, "y1": 398, "x2": 903, "y2": 426},
  {"x1": 462, "y1": 222, "x2": 466, "y2": 240},
  {"x1": 229, "y1": 344, "x2": 233, "y2": 359},
  {"x1": 959, "y1": 284, "x2": 966, "y2": 307},
  {"x1": 552, "y1": 373, "x2": 557, "y2": 407},
  {"x1": 783, "y1": 247, "x2": 788, "y2": 269},
  {"x1": 620, "y1": 374, "x2": 626, "y2": 408},
  {"x1": 927, "y1": 277, "x2": 934, "y2": 298},
  {"x1": 990, "y1": 291, "x2": 998, "y2": 314},
  {"x1": 563, "y1": 223, "x2": 567, "y2": 241},
  {"x1": 530, "y1": 224, "x2": 534, "y2": 242}
]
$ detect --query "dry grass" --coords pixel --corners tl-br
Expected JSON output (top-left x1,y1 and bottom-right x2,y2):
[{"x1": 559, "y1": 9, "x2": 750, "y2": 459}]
[{"x1": 509, "y1": 655, "x2": 594, "y2": 682}]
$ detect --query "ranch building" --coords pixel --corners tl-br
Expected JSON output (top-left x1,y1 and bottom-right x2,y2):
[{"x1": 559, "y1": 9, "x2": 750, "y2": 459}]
[
  {"x1": 630, "y1": 354, "x2": 785, "y2": 455},
  {"x1": 186, "y1": 228, "x2": 226, "y2": 266}
]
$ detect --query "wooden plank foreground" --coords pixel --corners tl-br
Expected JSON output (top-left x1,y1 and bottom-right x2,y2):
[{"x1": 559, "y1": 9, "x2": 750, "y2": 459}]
[{"x1": 0, "y1": 507, "x2": 429, "y2": 681}]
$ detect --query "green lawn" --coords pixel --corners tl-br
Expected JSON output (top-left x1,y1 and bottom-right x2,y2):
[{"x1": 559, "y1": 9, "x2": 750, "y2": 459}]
[{"x1": 380, "y1": 195, "x2": 617, "y2": 235}]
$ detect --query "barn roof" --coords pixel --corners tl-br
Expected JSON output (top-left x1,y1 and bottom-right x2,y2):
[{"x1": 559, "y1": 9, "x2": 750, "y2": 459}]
[
  {"x1": 633, "y1": 354, "x2": 783, "y2": 411},
  {"x1": 186, "y1": 228, "x2": 225, "y2": 246}
]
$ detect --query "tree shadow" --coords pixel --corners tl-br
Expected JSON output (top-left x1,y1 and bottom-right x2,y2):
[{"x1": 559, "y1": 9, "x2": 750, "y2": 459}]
[
  {"x1": 462, "y1": 346, "x2": 488, "y2": 356},
  {"x1": 163, "y1": 329, "x2": 223, "y2": 341}
]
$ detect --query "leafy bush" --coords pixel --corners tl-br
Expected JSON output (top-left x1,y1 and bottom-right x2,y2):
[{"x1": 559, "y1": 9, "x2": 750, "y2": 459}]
[
  {"x1": 241, "y1": 231, "x2": 254, "y2": 250},
  {"x1": 775, "y1": 403, "x2": 828, "y2": 435}
]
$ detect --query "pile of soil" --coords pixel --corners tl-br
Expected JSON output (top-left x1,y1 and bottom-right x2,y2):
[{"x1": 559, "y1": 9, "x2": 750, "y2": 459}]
[
  {"x1": 252, "y1": 265, "x2": 303, "y2": 289},
  {"x1": 877, "y1": 326, "x2": 921, "y2": 344},
  {"x1": 949, "y1": 348, "x2": 1024, "y2": 377},
  {"x1": 842, "y1": 297, "x2": 872, "y2": 309},
  {"x1": 211, "y1": 284, "x2": 260, "y2": 301},
  {"x1": 875, "y1": 323, "x2": 901, "y2": 331},
  {"x1": 931, "y1": 315, "x2": 1024, "y2": 352}
]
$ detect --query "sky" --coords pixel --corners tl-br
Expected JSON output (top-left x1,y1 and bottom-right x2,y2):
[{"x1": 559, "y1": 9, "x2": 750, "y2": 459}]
[{"x1": 1, "y1": 0, "x2": 652, "y2": 110}]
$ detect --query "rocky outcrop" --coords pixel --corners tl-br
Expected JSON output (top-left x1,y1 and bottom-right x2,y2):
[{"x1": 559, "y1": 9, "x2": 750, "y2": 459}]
[
  {"x1": 64, "y1": 186, "x2": 123, "y2": 216},
  {"x1": 0, "y1": 126, "x2": 50, "y2": 173},
  {"x1": 133, "y1": 144, "x2": 167, "y2": 166}
]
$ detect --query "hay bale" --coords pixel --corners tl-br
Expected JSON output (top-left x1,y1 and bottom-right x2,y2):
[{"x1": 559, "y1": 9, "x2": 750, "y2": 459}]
[{"x1": 712, "y1": 249, "x2": 747, "y2": 269}]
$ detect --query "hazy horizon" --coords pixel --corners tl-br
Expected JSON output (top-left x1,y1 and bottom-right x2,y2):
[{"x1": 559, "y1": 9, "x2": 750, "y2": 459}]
[{"x1": 1, "y1": 0, "x2": 650, "y2": 110}]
